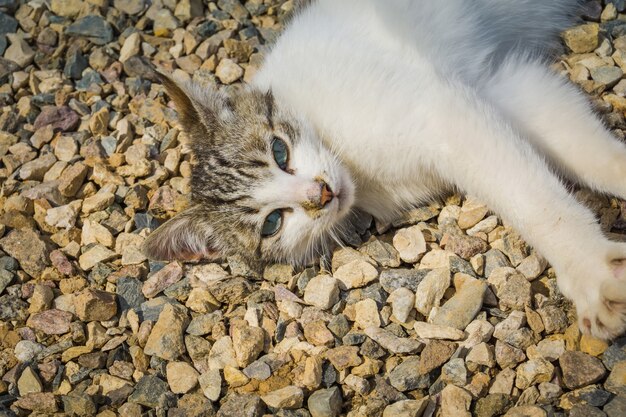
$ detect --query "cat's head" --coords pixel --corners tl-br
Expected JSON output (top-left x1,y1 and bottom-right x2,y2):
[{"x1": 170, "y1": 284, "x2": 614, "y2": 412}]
[{"x1": 142, "y1": 74, "x2": 355, "y2": 265}]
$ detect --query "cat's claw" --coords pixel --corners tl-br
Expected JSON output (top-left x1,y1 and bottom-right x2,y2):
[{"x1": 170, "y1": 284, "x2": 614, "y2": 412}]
[{"x1": 575, "y1": 265, "x2": 626, "y2": 340}]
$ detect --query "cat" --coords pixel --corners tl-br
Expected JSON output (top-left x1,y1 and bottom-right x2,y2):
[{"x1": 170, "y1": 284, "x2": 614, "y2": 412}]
[{"x1": 143, "y1": 0, "x2": 626, "y2": 340}]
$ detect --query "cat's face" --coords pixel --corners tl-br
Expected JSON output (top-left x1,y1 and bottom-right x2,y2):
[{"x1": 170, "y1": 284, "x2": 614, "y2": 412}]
[{"x1": 142, "y1": 74, "x2": 355, "y2": 265}]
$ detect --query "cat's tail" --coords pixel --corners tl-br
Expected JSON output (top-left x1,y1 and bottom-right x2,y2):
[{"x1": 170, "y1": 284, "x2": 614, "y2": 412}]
[{"x1": 476, "y1": 0, "x2": 585, "y2": 62}]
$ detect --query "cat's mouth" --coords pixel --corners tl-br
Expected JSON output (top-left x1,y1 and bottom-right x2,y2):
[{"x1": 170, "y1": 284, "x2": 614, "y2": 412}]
[{"x1": 332, "y1": 172, "x2": 355, "y2": 217}]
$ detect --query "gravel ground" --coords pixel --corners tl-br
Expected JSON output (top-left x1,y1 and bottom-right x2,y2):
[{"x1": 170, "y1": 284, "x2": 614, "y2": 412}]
[{"x1": 0, "y1": 0, "x2": 626, "y2": 416}]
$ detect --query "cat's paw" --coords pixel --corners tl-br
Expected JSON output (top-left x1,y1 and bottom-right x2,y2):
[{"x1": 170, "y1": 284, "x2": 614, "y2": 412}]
[{"x1": 574, "y1": 260, "x2": 626, "y2": 340}]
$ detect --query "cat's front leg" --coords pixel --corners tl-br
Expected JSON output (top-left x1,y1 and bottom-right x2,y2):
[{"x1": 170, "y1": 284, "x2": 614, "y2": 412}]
[{"x1": 423, "y1": 83, "x2": 626, "y2": 339}]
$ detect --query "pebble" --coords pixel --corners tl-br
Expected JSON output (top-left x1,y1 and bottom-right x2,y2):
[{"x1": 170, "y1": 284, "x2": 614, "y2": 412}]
[
  {"x1": 66, "y1": 15, "x2": 114, "y2": 45},
  {"x1": 531, "y1": 339, "x2": 565, "y2": 362},
  {"x1": 115, "y1": 0, "x2": 146, "y2": 15},
  {"x1": 199, "y1": 370, "x2": 223, "y2": 401},
  {"x1": 325, "y1": 345, "x2": 362, "y2": 370},
  {"x1": 128, "y1": 375, "x2": 170, "y2": 408},
  {"x1": 334, "y1": 259, "x2": 378, "y2": 289},
  {"x1": 388, "y1": 287, "x2": 415, "y2": 323},
  {"x1": 74, "y1": 289, "x2": 117, "y2": 321},
  {"x1": 5, "y1": 36, "x2": 34, "y2": 68},
  {"x1": 581, "y1": 334, "x2": 609, "y2": 357},
  {"x1": 0, "y1": 228, "x2": 50, "y2": 277},
  {"x1": 261, "y1": 385, "x2": 304, "y2": 409},
  {"x1": 365, "y1": 326, "x2": 424, "y2": 354},
  {"x1": 440, "y1": 384, "x2": 472, "y2": 417},
  {"x1": 560, "y1": 351, "x2": 608, "y2": 389},
  {"x1": 120, "y1": 32, "x2": 142, "y2": 63},
  {"x1": 605, "y1": 361, "x2": 626, "y2": 395},
  {"x1": 414, "y1": 321, "x2": 465, "y2": 340},
  {"x1": 243, "y1": 359, "x2": 271, "y2": 380},
  {"x1": 144, "y1": 304, "x2": 189, "y2": 360},
  {"x1": 591, "y1": 65, "x2": 624, "y2": 87},
  {"x1": 167, "y1": 361, "x2": 199, "y2": 394},
  {"x1": 387, "y1": 356, "x2": 425, "y2": 391},
  {"x1": 490, "y1": 368, "x2": 517, "y2": 395},
  {"x1": 382, "y1": 398, "x2": 429, "y2": 417},
  {"x1": 504, "y1": 405, "x2": 546, "y2": 417},
  {"x1": 429, "y1": 278, "x2": 487, "y2": 329},
  {"x1": 414, "y1": 267, "x2": 451, "y2": 315},
  {"x1": 17, "y1": 367, "x2": 43, "y2": 395},
  {"x1": 26, "y1": 309, "x2": 72, "y2": 335},
  {"x1": 420, "y1": 340, "x2": 456, "y2": 374},
  {"x1": 495, "y1": 340, "x2": 527, "y2": 369},
  {"x1": 354, "y1": 299, "x2": 381, "y2": 328},
  {"x1": 442, "y1": 357, "x2": 468, "y2": 386},
  {"x1": 208, "y1": 336, "x2": 238, "y2": 370},
  {"x1": 515, "y1": 358, "x2": 555, "y2": 390},
  {"x1": 232, "y1": 324, "x2": 266, "y2": 367},
  {"x1": 308, "y1": 387, "x2": 342, "y2": 417},
  {"x1": 467, "y1": 342, "x2": 496, "y2": 368},
  {"x1": 304, "y1": 275, "x2": 340, "y2": 310},
  {"x1": 14, "y1": 340, "x2": 44, "y2": 362},
  {"x1": 537, "y1": 305, "x2": 568, "y2": 334},
  {"x1": 496, "y1": 271, "x2": 532, "y2": 311},
  {"x1": 393, "y1": 225, "x2": 427, "y2": 262},
  {"x1": 379, "y1": 268, "x2": 427, "y2": 292},
  {"x1": 445, "y1": 232, "x2": 489, "y2": 260},
  {"x1": 216, "y1": 58, "x2": 244, "y2": 84},
  {"x1": 78, "y1": 244, "x2": 117, "y2": 271},
  {"x1": 143, "y1": 262, "x2": 184, "y2": 298},
  {"x1": 562, "y1": 23, "x2": 600, "y2": 53}
]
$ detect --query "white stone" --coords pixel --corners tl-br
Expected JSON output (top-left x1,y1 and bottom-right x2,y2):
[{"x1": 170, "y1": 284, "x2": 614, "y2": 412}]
[
  {"x1": 388, "y1": 287, "x2": 415, "y2": 323},
  {"x1": 414, "y1": 268, "x2": 450, "y2": 315},
  {"x1": 393, "y1": 225, "x2": 427, "y2": 263},
  {"x1": 304, "y1": 275, "x2": 340, "y2": 310},
  {"x1": 120, "y1": 32, "x2": 141, "y2": 62},
  {"x1": 413, "y1": 321, "x2": 465, "y2": 340},
  {"x1": 354, "y1": 299, "x2": 381, "y2": 329},
  {"x1": 334, "y1": 260, "x2": 378, "y2": 289}
]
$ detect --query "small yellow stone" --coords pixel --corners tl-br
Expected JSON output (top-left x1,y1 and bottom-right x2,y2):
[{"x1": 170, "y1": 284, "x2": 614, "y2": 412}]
[
  {"x1": 580, "y1": 334, "x2": 609, "y2": 356},
  {"x1": 564, "y1": 323, "x2": 581, "y2": 351},
  {"x1": 223, "y1": 366, "x2": 249, "y2": 388},
  {"x1": 56, "y1": 379, "x2": 72, "y2": 395},
  {"x1": 61, "y1": 345, "x2": 93, "y2": 363}
]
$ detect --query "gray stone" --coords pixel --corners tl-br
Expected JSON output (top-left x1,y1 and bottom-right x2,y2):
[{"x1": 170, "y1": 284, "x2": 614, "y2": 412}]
[
  {"x1": 217, "y1": 393, "x2": 265, "y2": 417},
  {"x1": 128, "y1": 375, "x2": 169, "y2": 408},
  {"x1": 66, "y1": 15, "x2": 114, "y2": 45},
  {"x1": 0, "y1": 12, "x2": 17, "y2": 36},
  {"x1": 308, "y1": 387, "x2": 342, "y2": 417},
  {"x1": 379, "y1": 268, "x2": 428, "y2": 293},
  {"x1": 591, "y1": 66, "x2": 624, "y2": 87},
  {"x1": 560, "y1": 351, "x2": 608, "y2": 389},
  {"x1": 604, "y1": 395, "x2": 626, "y2": 417},
  {"x1": 117, "y1": 277, "x2": 146, "y2": 311},
  {"x1": 64, "y1": 50, "x2": 88, "y2": 80},
  {"x1": 389, "y1": 357, "x2": 430, "y2": 391}
]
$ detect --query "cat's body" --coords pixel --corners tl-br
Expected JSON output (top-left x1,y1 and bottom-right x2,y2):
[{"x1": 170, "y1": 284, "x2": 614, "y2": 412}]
[{"x1": 144, "y1": 0, "x2": 626, "y2": 339}]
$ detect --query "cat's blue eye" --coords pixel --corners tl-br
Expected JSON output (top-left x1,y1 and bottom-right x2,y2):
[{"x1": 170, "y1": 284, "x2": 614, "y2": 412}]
[
  {"x1": 272, "y1": 137, "x2": 289, "y2": 171},
  {"x1": 261, "y1": 209, "x2": 283, "y2": 237}
]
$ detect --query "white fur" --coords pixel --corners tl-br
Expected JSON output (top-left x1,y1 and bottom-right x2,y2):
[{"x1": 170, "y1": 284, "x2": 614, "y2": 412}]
[{"x1": 251, "y1": 0, "x2": 626, "y2": 339}]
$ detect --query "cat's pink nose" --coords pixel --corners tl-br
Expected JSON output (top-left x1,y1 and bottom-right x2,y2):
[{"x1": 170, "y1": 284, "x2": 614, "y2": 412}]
[
  {"x1": 320, "y1": 181, "x2": 334, "y2": 207},
  {"x1": 307, "y1": 180, "x2": 334, "y2": 209}
]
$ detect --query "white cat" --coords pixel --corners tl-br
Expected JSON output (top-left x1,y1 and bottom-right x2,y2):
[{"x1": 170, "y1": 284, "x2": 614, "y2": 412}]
[{"x1": 144, "y1": 0, "x2": 626, "y2": 339}]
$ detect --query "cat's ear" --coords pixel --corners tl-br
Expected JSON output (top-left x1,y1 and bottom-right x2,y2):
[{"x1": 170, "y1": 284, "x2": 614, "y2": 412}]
[
  {"x1": 142, "y1": 206, "x2": 222, "y2": 262},
  {"x1": 155, "y1": 71, "x2": 233, "y2": 134}
]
